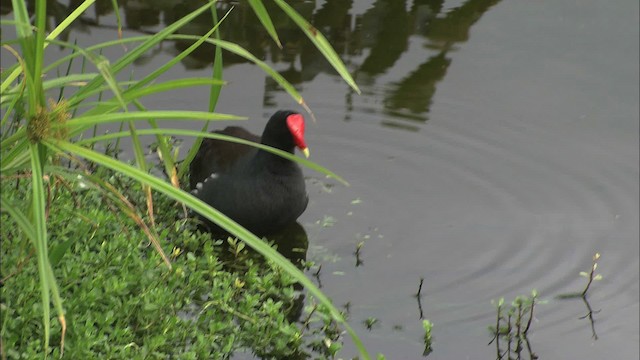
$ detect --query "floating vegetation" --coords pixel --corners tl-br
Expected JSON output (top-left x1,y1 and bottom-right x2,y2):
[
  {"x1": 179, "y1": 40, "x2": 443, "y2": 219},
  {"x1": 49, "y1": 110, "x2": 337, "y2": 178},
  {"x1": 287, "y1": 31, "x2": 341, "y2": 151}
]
[
  {"x1": 318, "y1": 215, "x2": 337, "y2": 228},
  {"x1": 364, "y1": 317, "x2": 379, "y2": 330}
]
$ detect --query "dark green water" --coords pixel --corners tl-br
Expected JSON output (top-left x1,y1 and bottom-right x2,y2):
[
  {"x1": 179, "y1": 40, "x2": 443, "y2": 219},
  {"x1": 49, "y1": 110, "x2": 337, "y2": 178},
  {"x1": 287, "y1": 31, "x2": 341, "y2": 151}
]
[{"x1": 6, "y1": 0, "x2": 638, "y2": 358}]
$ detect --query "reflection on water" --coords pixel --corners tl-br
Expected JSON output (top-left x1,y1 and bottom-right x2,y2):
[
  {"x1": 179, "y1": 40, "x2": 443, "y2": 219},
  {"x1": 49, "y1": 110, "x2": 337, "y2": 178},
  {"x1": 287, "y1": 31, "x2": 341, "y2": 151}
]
[
  {"x1": 266, "y1": 221, "x2": 310, "y2": 270},
  {"x1": 264, "y1": 221, "x2": 310, "y2": 323},
  {"x1": 25, "y1": 0, "x2": 500, "y2": 128}
]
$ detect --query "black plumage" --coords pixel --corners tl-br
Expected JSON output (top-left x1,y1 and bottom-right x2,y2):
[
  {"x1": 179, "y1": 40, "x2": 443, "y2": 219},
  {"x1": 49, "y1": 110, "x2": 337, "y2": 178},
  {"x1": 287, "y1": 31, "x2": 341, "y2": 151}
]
[{"x1": 189, "y1": 110, "x2": 309, "y2": 236}]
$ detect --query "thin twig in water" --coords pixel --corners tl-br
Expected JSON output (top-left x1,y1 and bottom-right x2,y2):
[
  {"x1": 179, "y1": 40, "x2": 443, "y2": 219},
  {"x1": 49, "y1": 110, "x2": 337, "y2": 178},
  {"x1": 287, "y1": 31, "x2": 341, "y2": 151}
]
[
  {"x1": 523, "y1": 295, "x2": 536, "y2": 335},
  {"x1": 354, "y1": 241, "x2": 364, "y2": 267},
  {"x1": 415, "y1": 277, "x2": 424, "y2": 298},
  {"x1": 302, "y1": 303, "x2": 318, "y2": 330},
  {"x1": 313, "y1": 264, "x2": 322, "y2": 288},
  {"x1": 582, "y1": 253, "x2": 601, "y2": 297}
]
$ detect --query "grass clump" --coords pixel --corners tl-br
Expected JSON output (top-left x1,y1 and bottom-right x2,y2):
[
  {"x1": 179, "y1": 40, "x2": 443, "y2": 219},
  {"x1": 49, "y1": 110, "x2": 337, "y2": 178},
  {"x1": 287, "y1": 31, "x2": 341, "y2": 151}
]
[{"x1": 0, "y1": 171, "x2": 333, "y2": 359}]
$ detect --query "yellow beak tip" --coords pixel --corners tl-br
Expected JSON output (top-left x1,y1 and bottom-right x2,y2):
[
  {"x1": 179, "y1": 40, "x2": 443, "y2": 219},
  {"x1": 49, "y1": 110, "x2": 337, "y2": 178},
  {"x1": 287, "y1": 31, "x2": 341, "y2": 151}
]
[{"x1": 302, "y1": 148, "x2": 310, "y2": 158}]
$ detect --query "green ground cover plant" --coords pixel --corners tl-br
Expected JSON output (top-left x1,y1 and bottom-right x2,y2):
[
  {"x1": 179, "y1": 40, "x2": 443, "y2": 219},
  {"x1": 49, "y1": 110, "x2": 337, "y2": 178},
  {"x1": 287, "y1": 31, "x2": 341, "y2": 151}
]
[{"x1": 1, "y1": 171, "x2": 345, "y2": 359}]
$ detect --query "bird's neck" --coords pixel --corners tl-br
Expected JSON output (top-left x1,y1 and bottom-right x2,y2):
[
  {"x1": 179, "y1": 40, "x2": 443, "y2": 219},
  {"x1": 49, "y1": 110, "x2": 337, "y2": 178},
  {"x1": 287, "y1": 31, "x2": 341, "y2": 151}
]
[{"x1": 254, "y1": 146, "x2": 296, "y2": 172}]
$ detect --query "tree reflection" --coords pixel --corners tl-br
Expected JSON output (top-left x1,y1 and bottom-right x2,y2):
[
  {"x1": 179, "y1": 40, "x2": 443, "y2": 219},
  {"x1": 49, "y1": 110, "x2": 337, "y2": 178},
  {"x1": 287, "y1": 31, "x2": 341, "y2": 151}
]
[{"x1": 21, "y1": 0, "x2": 502, "y2": 129}]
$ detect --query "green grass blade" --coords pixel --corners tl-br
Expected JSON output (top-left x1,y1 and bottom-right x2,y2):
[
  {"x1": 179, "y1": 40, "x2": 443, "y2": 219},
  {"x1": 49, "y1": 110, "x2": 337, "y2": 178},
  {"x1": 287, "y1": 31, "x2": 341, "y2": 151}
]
[
  {"x1": 48, "y1": 140, "x2": 369, "y2": 359},
  {"x1": 66, "y1": 1, "x2": 215, "y2": 108},
  {"x1": 28, "y1": 142, "x2": 52, "y2": 352},
  {"x1": 65, "y1": 111, "x2": 245, "y2": 130},
  {"x1": 9, "y1": 30, "x2": 38, "y2": 114},
  {"x1": 76, "y1": 128, "x2": 348, "y2": 186},
  {"x1": 2, "y1": 180, "x2": 69, "y2": 356},
  {"x1": 10, "y1": 0, "x2": 32, "y2": 38},
  {"x1": 0, "y1": 51, "x2": 26, "y2": 129},
  {"x1": 56, "y1": 41, "x2": 78, "y2": 103},
  {"x1": 33, "y1": 0, "x2": 47, "y2": 105},
  {"x1": 45, "y1": 260, "x2": 66, "y2": 353},
  {"x1": 126, "y1": 117, "x2": 147, "y2": 169},
  {"x1": 71, "y1": 10, "x2": 227, "y2": 121},
  {"x1": 2, "y1": 74, "x2": 98, "y2": 105},
  {"x1": 76, "y1": 26, "x2": 219, "y2": 124},
  {"x1": 2, "y1": 0, "x2": 95, "y2": 95},
  {"x1": 41, "y1": 36, "x2": 150, "y2": 75},
  {"x1": 0, "y1": 196, "x2": 37, "y2": 244},
  {"x1": 273, "y1": 0, "x2": 360, "y2": 94},
  {"x1": 178, "y1": 6, "x2": 226, "y2": 179},
  {"x1": 47, "y1": 0, "x2": 96, "y2": 41},
  {"x1": 94, "y1": 56, "x2": 127, "y2": 111},
  {"x1": 203, "y1": 38, "x2": 305, "y2": 103},
  {"x1": 123, "y1": 78, "x2": 226, "y2": 100},
  {"x1": 0, "y1": 194, "x2": 66, "y2": 346},
  {"x1": 38, "y1": 37, "x2": 129, "y2": 112},
  {"x1": 110, "y1": 0, "x2": 123, "y2": 39},
  {"x1": 1, "y1": 138, "x2": 30, "y2": 172},
  {"x1": 247, "y1": 0, "x2": 282, "y2": 48},
  {"x1": 208, "y1": 5, "x2": 225, "y2": 113},
  {"x1": 171, "y1": 36, "x2": 316, "y2": 116},
  {"x1": 0, "y1": 89, "x2": 22, "y2": 130},
  {"x1": 128, "y1": 100, "x2": 173, "y2": 192}
]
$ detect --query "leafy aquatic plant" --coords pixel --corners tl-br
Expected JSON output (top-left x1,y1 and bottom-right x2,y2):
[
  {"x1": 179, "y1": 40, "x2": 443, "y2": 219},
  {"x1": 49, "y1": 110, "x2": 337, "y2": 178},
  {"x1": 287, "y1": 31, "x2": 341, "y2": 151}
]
[
  {"x1": 488, "y1": 290, "x2": 540, "y2": 360},
  {"x1": 556, "y1": 252, "x2": 603, "y2": 339}
]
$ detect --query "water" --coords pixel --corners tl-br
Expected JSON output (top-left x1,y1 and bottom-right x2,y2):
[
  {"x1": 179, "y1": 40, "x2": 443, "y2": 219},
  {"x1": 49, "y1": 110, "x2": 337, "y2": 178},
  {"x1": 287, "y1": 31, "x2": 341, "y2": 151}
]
[{"x1": 8, "y1": 0, "x2": 638, "y2": 358}]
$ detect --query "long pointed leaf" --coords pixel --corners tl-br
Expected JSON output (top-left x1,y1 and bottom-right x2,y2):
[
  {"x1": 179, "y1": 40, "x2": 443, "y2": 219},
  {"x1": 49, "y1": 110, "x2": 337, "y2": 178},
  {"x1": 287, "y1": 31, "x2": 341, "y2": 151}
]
[
  {"x1": 9, "y1": 1, "x2": 32, "y2": 39},
  {"x1": 124, "y1": 78, "x2": 226, "y2": 100},
  {"x1": 28, "y1": 142, "x2": 51, "y2": 352},
  {"x1": 65, "y1": 111, "x2": 245, "y2": 130},
  {"x1": 1, "y1": 0, "x2": 96, "y2": 95},
  {"x1": 248, "y1": 0, "x2": 282, "y2": 48},
  {"x1": 66, "y1": 1, "x2": 215, "y2": 107},
  {"x1": 178, "y1": 6, "x2": 226, "y2": 179},
  {"x1": 273, "y1": 0, "x2": 360, "y2": 94},
  {"x1": 76, "y1": 127, "x2": 348, "y2": 186},
  {"x1": 0, "y1": 196, "x2": 37, "y2": 244}
]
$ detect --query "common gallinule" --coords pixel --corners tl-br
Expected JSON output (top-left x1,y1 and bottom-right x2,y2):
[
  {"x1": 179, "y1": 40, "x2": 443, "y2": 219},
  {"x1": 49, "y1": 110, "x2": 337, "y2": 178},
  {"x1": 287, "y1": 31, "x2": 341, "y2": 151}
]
[{"x1": 189, "y1": 110, "x2": 310, "y2": 236}]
